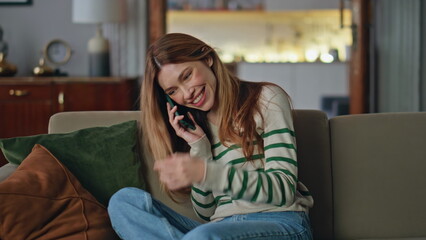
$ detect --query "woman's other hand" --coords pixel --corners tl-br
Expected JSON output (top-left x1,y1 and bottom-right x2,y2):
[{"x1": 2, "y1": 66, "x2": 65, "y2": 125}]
[
  {"x1": 167, "y1": 103, "x2": 205, "y2": 143},
  {"x1": 153, "y1": 152, "x2": 206, "y2": 191}
]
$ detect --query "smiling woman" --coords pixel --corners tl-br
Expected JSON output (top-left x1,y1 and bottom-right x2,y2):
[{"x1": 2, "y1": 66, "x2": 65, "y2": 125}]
[{"x1": 107, "y1": 33, "x2": 314, "y2": 240}]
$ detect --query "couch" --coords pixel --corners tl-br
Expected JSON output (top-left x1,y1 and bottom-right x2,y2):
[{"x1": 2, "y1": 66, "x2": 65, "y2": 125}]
[{"x1": 1, "y1": 110, "x2": 426, "y2": 240}]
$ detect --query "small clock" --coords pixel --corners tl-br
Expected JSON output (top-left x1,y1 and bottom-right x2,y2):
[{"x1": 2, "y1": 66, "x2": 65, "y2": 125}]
[{"x1": 43, "y1": 39, "x2": 72, "y2": 66}]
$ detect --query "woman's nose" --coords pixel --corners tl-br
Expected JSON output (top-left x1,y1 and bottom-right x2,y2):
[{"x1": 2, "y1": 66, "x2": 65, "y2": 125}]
[{"x1": 183, "y1": 87, "x2": 195, "y2": 100}]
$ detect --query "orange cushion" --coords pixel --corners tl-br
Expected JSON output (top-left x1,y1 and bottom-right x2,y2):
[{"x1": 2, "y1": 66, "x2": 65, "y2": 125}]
[{"x1": 0, "y1": 144, "x2": 119, "y2": 240}]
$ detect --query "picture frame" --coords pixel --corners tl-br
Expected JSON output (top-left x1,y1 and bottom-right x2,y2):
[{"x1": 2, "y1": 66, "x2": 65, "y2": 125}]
[{"x1": 0, "y1": 0, "x2": 32, "y2": 5}]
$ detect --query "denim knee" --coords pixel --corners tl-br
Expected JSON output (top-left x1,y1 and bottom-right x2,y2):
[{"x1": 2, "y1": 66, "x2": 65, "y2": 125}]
[
  {"x1": 182, "y1": 224, "x2": 214, "y2": 240},
  {"x1": 108, "y1": 187, "x2": 151, "y2": 216}
]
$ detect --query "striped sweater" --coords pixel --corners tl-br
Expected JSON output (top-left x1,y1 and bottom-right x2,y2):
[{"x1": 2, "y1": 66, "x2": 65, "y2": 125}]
[{"x1": 189, "y1": 85, "x2": 314, "y2": 221}]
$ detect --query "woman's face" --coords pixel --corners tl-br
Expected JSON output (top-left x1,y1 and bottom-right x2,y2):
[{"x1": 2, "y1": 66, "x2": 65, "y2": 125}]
[{"x1": 157, "y1": 59, "x2": 217, "y2": 112}]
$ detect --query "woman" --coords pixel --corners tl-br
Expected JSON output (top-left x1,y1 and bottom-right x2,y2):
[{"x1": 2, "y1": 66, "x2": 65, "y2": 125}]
[{"x1": 108, "y1": 33, "x2": 314, "y2": 240}]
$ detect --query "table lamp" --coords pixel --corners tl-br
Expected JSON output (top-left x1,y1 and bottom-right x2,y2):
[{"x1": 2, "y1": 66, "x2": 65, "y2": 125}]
[{"x1": 72, "y1": 0, "x2": 125, "y2": 76}]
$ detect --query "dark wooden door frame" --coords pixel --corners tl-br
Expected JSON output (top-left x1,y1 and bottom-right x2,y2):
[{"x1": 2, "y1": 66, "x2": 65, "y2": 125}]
[
  {"x1": 148, "y1": 0, "x2": 166, "y2": 46},
  {"x1": 348, "y1": 0, "x2": 371, "y2": 114}
]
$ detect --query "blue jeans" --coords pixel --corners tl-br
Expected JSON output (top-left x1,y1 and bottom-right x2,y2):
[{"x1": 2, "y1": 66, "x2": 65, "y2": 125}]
[{"x1": 108, "y1": 187, "x2": 313, "y2": 240}]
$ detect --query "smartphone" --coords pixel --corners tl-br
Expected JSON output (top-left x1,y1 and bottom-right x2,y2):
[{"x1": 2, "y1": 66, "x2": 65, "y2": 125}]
[{"x1": 165, "y1": 95, "x2": 196, "y2": 130}]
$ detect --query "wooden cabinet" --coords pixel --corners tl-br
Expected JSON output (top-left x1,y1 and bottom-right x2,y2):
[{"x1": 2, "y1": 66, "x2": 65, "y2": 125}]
[
  {"x1": 0, "y1": 77, "x2": 138, "y2": 166},
  {"x1": 0, "y1": 83, "x2": 55, "y2": 138},
  {"x1": 54, "y1": 78, "x2": 138, "y2": 111}
]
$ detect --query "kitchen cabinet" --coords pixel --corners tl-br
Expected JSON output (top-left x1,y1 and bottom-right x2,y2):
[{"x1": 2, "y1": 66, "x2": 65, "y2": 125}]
[
  {"x1": 0, "y1": 77, "x2": 138, "y2": 166},
  {"x1": 238, "y1": 62, "x2": 349, "y2": 111}
]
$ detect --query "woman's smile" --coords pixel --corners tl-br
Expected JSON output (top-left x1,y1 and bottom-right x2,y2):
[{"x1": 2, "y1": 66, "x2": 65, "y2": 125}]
[{"x1": 191, "y1": 87, "x2": 206, "y2": 107}]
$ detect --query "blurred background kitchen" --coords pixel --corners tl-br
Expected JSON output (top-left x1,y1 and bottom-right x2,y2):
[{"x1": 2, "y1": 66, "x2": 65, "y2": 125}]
[
  {"x1": 0, "y1": 0, "x2": 425, "y2": 116},
  {"x1": 166, "y1": 0, "x2": 352, "y2": 115}
]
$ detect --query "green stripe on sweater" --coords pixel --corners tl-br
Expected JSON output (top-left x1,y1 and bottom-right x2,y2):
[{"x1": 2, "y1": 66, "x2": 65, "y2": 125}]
[
  {"x1": 192, "y1": 187, "x2": 212, "y2": 196},
  {"x1": 262, "y1": 128, "x2": 295, "y2": 138},
  {"x1": 265, "y1": 142, "x2": 296, "y2": 151},
  {"x1": 212, "y1": 142, "x2": 221, "y2": 149},
  {"x1": 273, "y1": 172, "x2": 286, "y2": 206},
  {"x1": 266, "y1": 173, "x2": 273, "y2": 203},
  {"x1": 251, "y1": 172, "x2": 263, "y2": 202},
  {"x1": 213, "y1": 141, "x2": 260, "y2": 161},
  {"x1": 266, "y1": 156, "x2": 297, "y2": 167},
  {"x1": 266, "y1": 168, "x2": 298, "y2": 183},
  {"x1": 214, "y1": 195, "x2": 227, "y2": 203},
  {"x1": 227, "y1": 167, "x2": 236, "y2": 192},
  {"x1": 218, "y1": 200, "x2": 233, "y2": 206},
  {"x1": 191, "y1": 195, "x2": 216, "y2": 208},
  {"x1": 285, "y1": 178, "x2": 296, "y2": 194},
  {"x1": 195, "y1": 211, "x2": 211, "y2": 221},
  {"x1": 215, "y1": 195, "x2": 232, "y2": 206},
  {"x1": 227, "y1": 154, "x2": 264, "y2": 165},
  {"x1": 213, "y1": 144, "x2": 241, "y2": 160},
  {"x1": 237, "y1": 171, "x2": 249, "y2": 199}
]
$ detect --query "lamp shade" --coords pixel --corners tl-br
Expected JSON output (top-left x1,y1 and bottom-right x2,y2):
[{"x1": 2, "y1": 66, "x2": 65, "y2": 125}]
[{"x1": 72, "y1": 0, "x2": 124, "y2": 24}]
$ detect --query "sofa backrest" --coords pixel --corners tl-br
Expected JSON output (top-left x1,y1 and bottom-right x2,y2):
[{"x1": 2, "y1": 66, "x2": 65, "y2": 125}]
[
  {"x1": 330, "y1": 112, "x2": 426, "y2": 239},
  {"x1": 293, "y1": 110, "x2": 333, "y2": 240},
  {"x1": 48, "y1": 110, "x2": 333, "y2": 238}
]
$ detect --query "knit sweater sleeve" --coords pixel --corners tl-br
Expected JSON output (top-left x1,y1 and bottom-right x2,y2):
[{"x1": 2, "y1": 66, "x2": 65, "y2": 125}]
[
  {"x1": 196, "y1": 86, "x2": 299, "y2": 207},
  {"x1": 189, "y1": 135, "x2": 216, "y2": 221}
]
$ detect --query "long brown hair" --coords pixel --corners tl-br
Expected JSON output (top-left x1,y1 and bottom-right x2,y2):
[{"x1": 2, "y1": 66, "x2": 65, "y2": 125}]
[{"x1": 141, "y1": 33, "x2": 282, "y2": 195}]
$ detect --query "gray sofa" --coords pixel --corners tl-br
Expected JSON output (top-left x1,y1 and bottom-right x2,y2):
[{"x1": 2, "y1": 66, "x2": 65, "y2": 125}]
[{"x1": 1, "y1": 110, "x2": 426, "y2": 240}]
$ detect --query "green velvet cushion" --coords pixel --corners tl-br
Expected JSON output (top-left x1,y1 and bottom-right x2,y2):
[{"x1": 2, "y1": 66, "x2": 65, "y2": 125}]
[{"x1": 0, "y1": 120, "x2": 144, "y2": 206}]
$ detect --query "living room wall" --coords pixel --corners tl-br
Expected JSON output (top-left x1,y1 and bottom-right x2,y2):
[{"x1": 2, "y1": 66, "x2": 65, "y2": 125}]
[{"x1": 0, "y1": 0, "x2": 146, "y2": 77}]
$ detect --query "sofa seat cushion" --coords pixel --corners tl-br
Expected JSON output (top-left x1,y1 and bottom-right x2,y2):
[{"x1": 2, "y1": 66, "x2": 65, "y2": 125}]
[{"x1": 0, "y1": 144, "x2": 119, "y2": 240}]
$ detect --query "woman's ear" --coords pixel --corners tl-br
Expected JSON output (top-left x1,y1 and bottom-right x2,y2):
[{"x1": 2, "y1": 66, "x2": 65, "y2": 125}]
[{"x1": 205, "y1": 56, "x2": 213, "y2": 67}]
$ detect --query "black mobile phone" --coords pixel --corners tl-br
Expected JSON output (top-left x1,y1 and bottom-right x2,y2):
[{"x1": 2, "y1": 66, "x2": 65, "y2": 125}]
[{"x1": 165, "y1": 95, "x2": 196, "y2": 130}]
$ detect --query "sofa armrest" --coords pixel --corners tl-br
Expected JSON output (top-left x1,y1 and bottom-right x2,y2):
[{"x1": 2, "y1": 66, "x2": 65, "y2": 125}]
[{"x1": 293, "y1": 109, "x2": 333, "y2": 240}]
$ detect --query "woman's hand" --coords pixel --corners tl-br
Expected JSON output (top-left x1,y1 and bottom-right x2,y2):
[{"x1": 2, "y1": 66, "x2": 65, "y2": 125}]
[
  {"x1": 153, "y1": 152, "x2": 205, "y2": 191},
  {"x1": 167, "y1": 103, "x2": 205, "y2": 143}
]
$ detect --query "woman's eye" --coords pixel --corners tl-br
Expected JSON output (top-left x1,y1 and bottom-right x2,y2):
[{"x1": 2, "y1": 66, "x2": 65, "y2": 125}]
[
  {"x1": 167, "y1": 90, "x2": 175, "y2": 96},
  {"x1": 184, "y1": 71, "x2": 192, "y2": 80}
]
